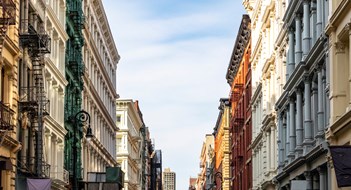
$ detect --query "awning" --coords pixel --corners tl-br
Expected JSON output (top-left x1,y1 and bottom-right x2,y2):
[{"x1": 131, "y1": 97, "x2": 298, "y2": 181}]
[
  {"x1": 27, "y1": 178, "x2": 52, "y2": 190},
  {"x1": 329, "y1": 146, "x2": 351, "y2": 187}
]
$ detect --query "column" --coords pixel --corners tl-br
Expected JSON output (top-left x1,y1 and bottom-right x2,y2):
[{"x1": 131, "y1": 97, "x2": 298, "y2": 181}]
[
  {"x1": 285, "y1": 108, "x2": 289, "y2": 165},
  {"x1": 303, "y1": 76, "x2": 313, "y2": 154},
  {"x1": 295, "y1": 88, "x2": 303, "y2": 156},
  {"x1": 318, "y1": 167, "x2": 326, "y2": 190},
  {"x1": 317, "y1": 64, "x2": 325, "y2": 142},
  {"x1": 46, "y1": 132, "x2": 52, "y2": 165},
  {"x1": 270, "y1": 126, "x2": 276, "y2": 170},
  {"x1": 303, "y1": 0, "x2": 311, "y2": 57},
  {"x1": 278, "y1": 113, "x2": 283, "y2": 171},
  {"x1": 295, "y1": 14, "x2": 302, "y2": 64},
  {"x1": 305, "y1": 171, "x2": 313, "y2": 190},
  {"x1": 311, "y1": 0, "x2": 317, "y2": 44},
  {"x1": 316, "y1": 0, "x2": 322, "y2": 37},
  {"x1": 288, "y1": 27, "x2": 295, "y2": 78},
  {"x1": 289, "y1": 97, "x2": 296, "y2": 161}
]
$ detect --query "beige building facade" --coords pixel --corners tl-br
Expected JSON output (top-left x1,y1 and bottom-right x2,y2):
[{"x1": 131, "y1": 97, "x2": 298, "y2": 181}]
[
  {"x1": 116, "y1": 99, "x2": 144, "y2": 190},
  {"x1": 0, "y1": 0, "x2": 21, "y2": 189},
  {"x1": 326, "y1": 0, "x2": 351, "y2": 189}
]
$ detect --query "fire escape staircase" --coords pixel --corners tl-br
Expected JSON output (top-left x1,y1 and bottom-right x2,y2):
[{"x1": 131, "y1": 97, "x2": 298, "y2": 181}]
[{"x1": 19, "y1": 22, "x2": 51, "y2": 178}]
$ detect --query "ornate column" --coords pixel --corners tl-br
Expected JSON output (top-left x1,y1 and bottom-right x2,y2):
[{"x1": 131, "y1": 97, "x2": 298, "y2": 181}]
[
  {"x1": 46, "y1": 132, "x2": 52, "y2": 166},
  {"x1": 289, "y1": 97, "x2": 296, "y2": 161},
  {"x1": 317, "y1": 64, "x2": 325, "y2": 142},
  {"x1": 316, "y1": 0, "x2": 323, "y2": 37},
  {"x1": 295, "y1": 88, "x2": 303, "y2": 156},
  {"x1": 303, "y1": 0, "x2": 311, "y2": 57},
  {"x1": 305, "y1": 171, "x2": 313, "y2": 190},
  {"x1": 285, "y1": 108, "x2": 289, "y2": 165},
  {"x1": 303, "y1": 76, "x2": 313, "y2": 154},
  {"x1": 270, "y1": 126, "x2": 276, "y2": 170},
  {"x1": 318, "y1": 166, "x2": 326, "y2": 190},
  {"x1": 288, "y1": 27, "x2": 296, "y2": 78},
  {"x1": 311, "y1": 0, "x2": 317, "y2": 44},
  {"x1": 295, "y1": 14, "x2": 303, "y2": 64},
  {"x1": 278, "y1": 113, "x2": 284, "y2": 171}
]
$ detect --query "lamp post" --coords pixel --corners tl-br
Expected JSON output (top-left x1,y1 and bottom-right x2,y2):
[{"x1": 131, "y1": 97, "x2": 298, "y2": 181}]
[{"x1": 71, "y1": 110, "x2": 93, "y2": 190}]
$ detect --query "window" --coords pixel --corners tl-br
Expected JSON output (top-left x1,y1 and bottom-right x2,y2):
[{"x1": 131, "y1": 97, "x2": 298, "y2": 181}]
[{"x1": 117, "y1": 115, "x2": 121, "y2": 122}]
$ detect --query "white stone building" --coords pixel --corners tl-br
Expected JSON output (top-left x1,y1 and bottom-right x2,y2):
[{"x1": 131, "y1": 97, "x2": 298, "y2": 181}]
[
  {"x1": 80, "y1": 0, "x2": 119, "y2": 180},
  {"x1": 116, "y1": 99, "x2": 144, "y2": 190},
  {"x1": 243, "y1": 0, "x2": 285, "y2": 189},
  {"x1": 43, "y1": 0, "x2": 69, "y2": 188}
]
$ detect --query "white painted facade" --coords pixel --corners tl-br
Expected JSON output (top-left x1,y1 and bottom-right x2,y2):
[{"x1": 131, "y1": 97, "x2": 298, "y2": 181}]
[
  {"x1": 81, "y1": 0, "x2": 119, "y2": 180},
  {"x1": 244, "y1": 0, "x2": 286, "y2": 189},
  {"x1": 42, "y1": 0, "x2": 69, "y2": 188},
  {"x1": 116, "y1": 100, "x2": 144, "y2": 190}
]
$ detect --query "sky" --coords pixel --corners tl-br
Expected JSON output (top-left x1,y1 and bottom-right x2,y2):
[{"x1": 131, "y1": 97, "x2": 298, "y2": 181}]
[{"x1": 103, "y1": 1, "x2": 245, "y2": 189}]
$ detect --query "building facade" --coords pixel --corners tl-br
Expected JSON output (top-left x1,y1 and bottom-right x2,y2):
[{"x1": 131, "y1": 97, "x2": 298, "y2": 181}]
[
  {"x1": 226, "y1": 14, "x2": 252, "y2": 190},
  {"x1": 325, "y1": 0, "x2": 351, "y2": 189},
  {"x1": 116, "y1": 99, "x2": 144, "y2": 190},
  {"x1": 275, "y1": 0, "x2": 330, "y2": 189},
  {"x1": 243, "y1": 0, "x2": 286, "y2": 188},
  {"x1": 16, "y1": 0, "x2": 68, "y2": 189},
  {"x1": 163, "y1": 168, "x2": 176, "y2": 190},
  {"x1": 80, "y1": 0, "x2": 119, "y2": 182},
  {"x1": 0, "y1": 1, "x2": 21, "y2": 189},
  {"x1": 197, "y1": 134, "x2": 214, "y2": 189},
  {"x1": 213, "y1": 98, "x2": 230, "y2": 189}
]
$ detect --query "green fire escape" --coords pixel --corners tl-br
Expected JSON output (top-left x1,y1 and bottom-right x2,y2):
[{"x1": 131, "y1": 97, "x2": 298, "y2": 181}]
[{"x1": 64, "y1": 0, "x2": 85, "y2": 184}]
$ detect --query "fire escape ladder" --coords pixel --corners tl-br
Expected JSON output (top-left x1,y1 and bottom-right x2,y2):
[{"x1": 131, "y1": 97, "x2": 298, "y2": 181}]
[{"x1": 19, "y1": 21, "x2": 51, "y2": 178}]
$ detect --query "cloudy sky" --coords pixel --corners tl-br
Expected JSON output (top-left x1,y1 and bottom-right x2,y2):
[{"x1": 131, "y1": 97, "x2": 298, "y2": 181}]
[{"x1": 104, "y1": 1, "x2": 245, "y2": 189}]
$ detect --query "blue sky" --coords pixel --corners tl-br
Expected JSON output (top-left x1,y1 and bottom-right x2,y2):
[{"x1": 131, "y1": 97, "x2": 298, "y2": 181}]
[{"x1": 104, "y1": 1, "x2": 245, "y2": 189}]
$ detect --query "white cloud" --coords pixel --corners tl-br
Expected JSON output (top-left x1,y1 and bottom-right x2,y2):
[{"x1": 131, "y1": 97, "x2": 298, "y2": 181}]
[{"x1": 104, "y1": 0, "x2": 245, "y2": 188}]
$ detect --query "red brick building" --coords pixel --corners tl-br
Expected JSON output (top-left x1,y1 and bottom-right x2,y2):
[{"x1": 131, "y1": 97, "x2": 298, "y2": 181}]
[{"x1": 225, "y1": 15, "x2": 252, "y2": 190}]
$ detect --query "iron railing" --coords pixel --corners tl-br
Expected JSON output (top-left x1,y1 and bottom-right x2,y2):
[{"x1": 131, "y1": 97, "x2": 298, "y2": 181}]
[
  {"x1": 0, "y1": 101, "x2": 14, "y2": 130},
  {"x1": 18, "y1": 156, "x2": 51, "y2": 177}
]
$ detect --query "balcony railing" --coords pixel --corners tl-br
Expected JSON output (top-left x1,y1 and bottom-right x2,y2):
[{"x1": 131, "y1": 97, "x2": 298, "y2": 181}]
[
  {"x1": 50, "y1": 165, "x2": 70, "y2": 184},
  {"x1": 0, "y1": 102, "x2": 14, "y2": 130},
  {"x1": 18, "y1": 156, "x2": 51, "y2": 177}
]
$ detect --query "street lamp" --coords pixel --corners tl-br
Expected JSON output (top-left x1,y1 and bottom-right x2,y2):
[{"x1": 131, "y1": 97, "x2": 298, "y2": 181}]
[{"x1": 71, "y1": 110, "x2": 93, "y2": 190}]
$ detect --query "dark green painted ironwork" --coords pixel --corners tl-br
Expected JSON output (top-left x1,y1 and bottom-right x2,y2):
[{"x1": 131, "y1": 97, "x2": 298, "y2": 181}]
[{"x1": 64, "y1": 0, "x2": 85, "y2": 183}]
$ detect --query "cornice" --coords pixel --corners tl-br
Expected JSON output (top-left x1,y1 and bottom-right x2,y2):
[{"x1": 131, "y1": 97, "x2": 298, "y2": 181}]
[
  {"x1": 86, "y1": 35, "x2": 118, "y2": 98},
  {"x1": 226, "y1": 15, "x2": 251, "y2": 86},
  {"x1": 92, "y1": 0, "x2": 120, "y2": 64},
  {"x1": 251, "y1": 82, "x2": 262, "y2": 105},
  {"x1": 325, "y1": 0, "x2": 351, "y2": 32},
  {"x1": 90, "y1": 137, "x2": 118, "y2": 166},
  {"x1": 250, "y1": 34, "x2": 262, "y2": 66},
  {"x1": 44, "y1": 116, "x2": 67, "y2": 139}
]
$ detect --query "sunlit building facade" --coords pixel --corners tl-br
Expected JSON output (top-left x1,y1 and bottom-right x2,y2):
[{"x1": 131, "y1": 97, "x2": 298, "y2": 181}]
[
  {"x1": 243, "y1": 0, "x2": 286, "y2": 188},
  {"x1": 0, "y1": 1, "x2": 21, "y2": 189},
  {"x1": 80, "y1": 0, "x2": 119, "y2": 183},
  {"x1": 226, "y1": 14, "x2": 252, "y2": 190},
  {"x1": 325, "y1": 0, "x2": 351, "y2": 189},
  {"x1": 275, "y1": 0, "x2": 330, "y2": 189},
  {"x1": 213, "y1": 98, "x2": 230, "y2": 189},
  {"x1": 116, "y1": 99, "x2": 144, "y2": 190}
]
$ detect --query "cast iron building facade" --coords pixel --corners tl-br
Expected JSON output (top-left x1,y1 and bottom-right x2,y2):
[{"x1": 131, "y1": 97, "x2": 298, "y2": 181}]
[
  {"x1": 275, "y1": 0, "x2": 330, "y2": 189},
  {"x1": 80, "y1": 0, "x2": 119, "y2": 181},
  {"x1": 226, "y1": 14, "x2": 252, "y2": 190}
]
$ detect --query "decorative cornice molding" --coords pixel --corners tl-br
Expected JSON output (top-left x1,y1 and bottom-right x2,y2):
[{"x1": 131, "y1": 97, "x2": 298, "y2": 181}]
[{"x1": 226, "y1": 15, "x2": 251, "y2": 86}]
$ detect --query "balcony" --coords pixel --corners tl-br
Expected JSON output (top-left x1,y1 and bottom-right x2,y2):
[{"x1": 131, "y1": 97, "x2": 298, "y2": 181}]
[
  {"x1": 0, "y1": 102, "x2": 15, "y2": 130},
  {"x1": 51, "y1": 166, "x2": 69, "y2": 185},
  {"x1": 18, "y1": 156, "x2": 51, "y2": 177}
]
